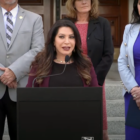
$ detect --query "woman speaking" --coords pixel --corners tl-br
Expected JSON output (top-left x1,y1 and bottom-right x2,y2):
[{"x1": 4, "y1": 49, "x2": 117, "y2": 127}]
[{"x1": 26, "y1": 19, "x2": 98, "y2": 89}]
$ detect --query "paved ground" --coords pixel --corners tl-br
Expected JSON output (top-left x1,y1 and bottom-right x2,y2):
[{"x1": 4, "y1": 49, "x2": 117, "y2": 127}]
[{"x1": 106, "y1": 62, "x2": 121, "y2": 83}]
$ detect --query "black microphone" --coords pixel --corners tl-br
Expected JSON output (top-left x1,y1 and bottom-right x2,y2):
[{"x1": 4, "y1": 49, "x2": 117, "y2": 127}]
[
  {"x1": 65, "y1": 55, "x2": 70, "y2": 63},
  {"x1": 32, "y1": 55, "x2": 70, "y2": 87}
]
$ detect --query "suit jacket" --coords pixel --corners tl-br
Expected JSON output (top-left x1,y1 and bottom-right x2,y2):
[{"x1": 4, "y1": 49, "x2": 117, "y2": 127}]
[
  {"x1": 118, "y1": 24, "x2": 140, "y2": 96},
  {"x1": 0, "y1": 6, "x2": 45, "y2": 101},
  {"x1": 67, "y1": 17, "x2": 114, "y2": 85},
  {"x1": 87, "y1": 17, "x2": 114, "y2": 85},
  {"x1": 26, "y1": 66, "x2": 99, "y2": 87}
]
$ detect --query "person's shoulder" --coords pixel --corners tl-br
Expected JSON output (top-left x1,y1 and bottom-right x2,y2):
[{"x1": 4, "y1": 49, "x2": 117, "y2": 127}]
[
  {"x1": 94, "y1": 16, "x2": 108, "y2": 23},
  {"x1": 19, "y1": 6, "x2": 42, "y2": 19},
  {"x1": 24, "y1": 10, "x2": 41, "y2": 19},
  {"x1": 98, "y1": 16, "x2": 110, "y2": 26},
  {"x1": 89, "y1": 16, "x2": 109, "y2": 25},
  {"x1": 124, "y1": 24, "x2": 131, "y2": 31},
  {"x1": 98, "y1": 16, "x2": 108, "y2": 22},
  {"x1": 124, "y1": 23, "x2": 140, "y2": 36},
  {"x1": 122, "y1": 24, "x2": 131, "y2": 35}
]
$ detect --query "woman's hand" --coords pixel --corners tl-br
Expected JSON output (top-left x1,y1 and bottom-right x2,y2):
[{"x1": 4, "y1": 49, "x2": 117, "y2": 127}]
[{"x1": 131, "y1": 87, "x2": 140, "y2": 109}]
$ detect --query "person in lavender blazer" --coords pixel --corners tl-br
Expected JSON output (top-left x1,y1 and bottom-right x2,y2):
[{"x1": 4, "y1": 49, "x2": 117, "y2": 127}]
[
  {"x1": 118, "y1": 0, "x2": 140, "y2": 139},
  {"x1": 26, "y1": 19, "x2": 98, "y2": 89}
]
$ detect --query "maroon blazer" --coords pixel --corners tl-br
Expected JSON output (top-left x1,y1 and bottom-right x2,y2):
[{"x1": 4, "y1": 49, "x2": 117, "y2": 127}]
[{"x1": 26, "y1": 66, "x2": 99, "y2": 87}]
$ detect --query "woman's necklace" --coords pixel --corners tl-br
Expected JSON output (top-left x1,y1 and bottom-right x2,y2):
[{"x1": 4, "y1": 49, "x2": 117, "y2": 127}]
[
  {"x1": 55, "y1": 58, "x2": 72, "y2": 64},
  {"x1": 56, "y1": 59, "x2": 66, "y2": 63}
]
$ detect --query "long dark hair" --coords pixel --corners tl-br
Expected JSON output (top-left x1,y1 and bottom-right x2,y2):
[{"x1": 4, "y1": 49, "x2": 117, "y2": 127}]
[
  {"x1": 131, "y1": 0, "x2": 140, "y2": 24},
  {"x1": 31, "y1": 19, "x2": 92, "y2": 85}
]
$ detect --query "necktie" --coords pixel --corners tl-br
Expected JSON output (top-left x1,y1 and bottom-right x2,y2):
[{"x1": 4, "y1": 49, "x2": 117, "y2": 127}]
[{"x1": 5, "y1": 12, "x2": 13, "y2": 48}]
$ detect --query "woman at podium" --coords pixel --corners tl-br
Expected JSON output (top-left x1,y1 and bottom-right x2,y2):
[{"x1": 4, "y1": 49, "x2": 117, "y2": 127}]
[{"x1": 26, "y1": 19, "x2": 98, "y2": 88}]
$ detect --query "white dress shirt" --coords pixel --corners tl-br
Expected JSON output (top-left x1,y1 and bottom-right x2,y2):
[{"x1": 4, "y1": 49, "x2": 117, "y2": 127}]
[{"x1": 2, "y1": 5, "x2": 19, "y2": 29}]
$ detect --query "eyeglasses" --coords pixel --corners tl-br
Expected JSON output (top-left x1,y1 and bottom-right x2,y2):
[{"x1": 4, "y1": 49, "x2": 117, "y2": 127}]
[{"x1": 75, "y1": 0, "x2": 90, "y2": 2}]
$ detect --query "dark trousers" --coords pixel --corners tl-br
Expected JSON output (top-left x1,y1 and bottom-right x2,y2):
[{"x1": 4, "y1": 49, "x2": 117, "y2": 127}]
[{"x1": 0, "y1": 86, "x2": 17, "y2": 140}]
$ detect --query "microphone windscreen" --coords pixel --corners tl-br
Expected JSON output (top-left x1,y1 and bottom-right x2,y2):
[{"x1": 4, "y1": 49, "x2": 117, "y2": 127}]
[{"x1": 65, "y1": 55, "x2": 70, "y2": 63}]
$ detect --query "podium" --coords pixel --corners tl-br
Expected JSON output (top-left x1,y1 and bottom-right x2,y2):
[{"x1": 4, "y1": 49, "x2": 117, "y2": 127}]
[{"x1": 17, "y1": 87, "x2": 102, "y2": 140}]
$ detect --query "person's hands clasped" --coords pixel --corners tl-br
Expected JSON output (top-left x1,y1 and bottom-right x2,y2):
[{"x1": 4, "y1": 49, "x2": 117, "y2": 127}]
[
  {"x1": 7, "y1": 80, "x2": 17, "y2": 89},
  {"x1": 131, "y1": 86, "x2": 140, "y2": 109},
  {"x1": 0, "y1": 67, "x2": 16, "y2": 85}
]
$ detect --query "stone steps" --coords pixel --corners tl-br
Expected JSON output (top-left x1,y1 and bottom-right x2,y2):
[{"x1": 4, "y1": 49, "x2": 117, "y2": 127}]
[
  {"x1": 106, "y1": 100, "x2": 124, "y2": 117},
  {"x1": 108, "y1": 117, "x2": 125, "y2": 135},
  {"x1": 109, "y1": 135, "x2": 125, "y2": 140},
  {"x1": 105, "y1": 81, "x2": 123, "y2": 100},
  {"x1": 105, "y1": 80, "x2": 125, "y2": 139}
]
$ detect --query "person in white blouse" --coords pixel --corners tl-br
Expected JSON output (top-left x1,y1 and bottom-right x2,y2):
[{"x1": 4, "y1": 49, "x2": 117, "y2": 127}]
[{"x1": 0, "y1": 0, "x2": 44, "y2": 140}]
